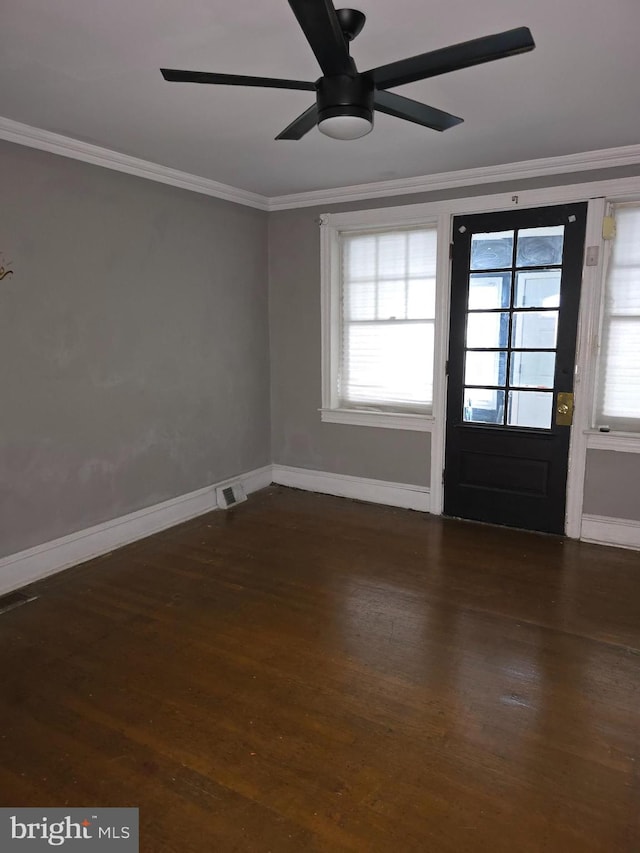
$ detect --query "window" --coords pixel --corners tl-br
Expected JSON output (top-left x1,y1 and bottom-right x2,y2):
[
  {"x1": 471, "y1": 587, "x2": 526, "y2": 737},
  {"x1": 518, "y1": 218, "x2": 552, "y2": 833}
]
[
  {"x1": 461, "y1": 226, "x2": 564, "y2": 430},
  {"x1": 322, "y1": 219, "x2": 438, "y2": 430},
  {"x1": 595, "y1": 203, "x2": 640, "y2": 432}
]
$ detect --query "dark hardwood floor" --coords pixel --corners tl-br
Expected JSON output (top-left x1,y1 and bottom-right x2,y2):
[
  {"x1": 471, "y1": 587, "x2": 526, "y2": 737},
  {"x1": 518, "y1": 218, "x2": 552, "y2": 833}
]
[{"x1": 0, "y1": 486, "x2": 639, "y2": 852}]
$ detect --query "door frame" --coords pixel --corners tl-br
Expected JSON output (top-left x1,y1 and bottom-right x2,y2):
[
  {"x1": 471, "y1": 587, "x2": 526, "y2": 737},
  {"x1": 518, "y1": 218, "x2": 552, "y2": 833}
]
[{"x1": 428, "y1": 187, "x2": 615, "y2": 538}]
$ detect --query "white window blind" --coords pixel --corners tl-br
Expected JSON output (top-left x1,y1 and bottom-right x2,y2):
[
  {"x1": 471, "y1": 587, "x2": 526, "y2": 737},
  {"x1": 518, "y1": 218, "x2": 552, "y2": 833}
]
[
  {"x1": 338, "y1": 226, "x2": 437, "y2": 413},
  {"x1": 596, "y1": 203, "x2": 640, "y2": 431}
]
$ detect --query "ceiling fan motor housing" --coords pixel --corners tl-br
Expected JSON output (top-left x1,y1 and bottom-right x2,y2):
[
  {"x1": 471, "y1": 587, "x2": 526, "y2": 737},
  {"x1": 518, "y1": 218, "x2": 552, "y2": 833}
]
[{"x1": 316, "y1": 73, "x2": 374, "y2": 124}]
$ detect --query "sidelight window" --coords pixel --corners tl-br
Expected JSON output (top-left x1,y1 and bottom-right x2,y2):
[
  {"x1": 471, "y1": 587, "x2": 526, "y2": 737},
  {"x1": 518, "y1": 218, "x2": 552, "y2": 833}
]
[{"x1": 594, "y1": 203, "x2": 640, "y2": 433}]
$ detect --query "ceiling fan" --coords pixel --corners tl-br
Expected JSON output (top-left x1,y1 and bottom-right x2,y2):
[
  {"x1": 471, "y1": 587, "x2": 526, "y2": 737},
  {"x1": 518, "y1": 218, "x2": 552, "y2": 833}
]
[{"x1": 161, "y1": 0, "x2": 535, "y2": 141}]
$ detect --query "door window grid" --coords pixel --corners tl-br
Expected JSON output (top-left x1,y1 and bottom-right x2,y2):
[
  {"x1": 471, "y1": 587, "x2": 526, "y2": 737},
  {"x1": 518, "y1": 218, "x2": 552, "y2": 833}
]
[{"x1": 463, "y1": 226, "x2": 564, "y2": 429}]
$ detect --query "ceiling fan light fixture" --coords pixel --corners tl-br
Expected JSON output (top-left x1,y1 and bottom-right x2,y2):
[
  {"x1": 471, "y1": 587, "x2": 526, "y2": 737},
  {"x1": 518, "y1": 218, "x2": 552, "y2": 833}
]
[{"x1": 317, "y1": 106, "x2": 373, "y2": 140}]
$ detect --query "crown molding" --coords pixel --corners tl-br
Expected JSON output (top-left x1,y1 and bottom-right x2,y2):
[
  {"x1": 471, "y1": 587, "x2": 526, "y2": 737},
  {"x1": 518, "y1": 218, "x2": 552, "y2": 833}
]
[
  {"x1": 267, "y1": 144, "x2": 640, "y2": 211},
  {"x1": 0, "y1": 116, "x2": 269, "y2": 211},
  {"x1": 2, "y1": 115, "x2": 640, "y2": 214}
]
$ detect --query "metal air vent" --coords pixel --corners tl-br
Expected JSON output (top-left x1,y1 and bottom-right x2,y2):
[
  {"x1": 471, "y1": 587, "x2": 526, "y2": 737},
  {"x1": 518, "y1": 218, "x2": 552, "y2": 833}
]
[{"x1": 216, "y1": 482, "x2": 247, "y2": 509}]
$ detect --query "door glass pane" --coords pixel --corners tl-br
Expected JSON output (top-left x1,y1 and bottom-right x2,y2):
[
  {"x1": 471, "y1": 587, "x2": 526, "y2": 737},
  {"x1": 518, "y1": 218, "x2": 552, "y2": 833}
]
[
  {"x1": 463, "y1": 389, "x2": 505, "y2": 424},
  {"x1": 512, "y1": 311, "x2": 558, "y2": 349},
  {"x1": 466, "y1": 312, "x2": 509, "y2": 348},
  {"x1": 515, "y1": 269, "x2": 561, "y2": 308},
  {"x1": 468, "y1": 273, "x2": 511, "y2": 309},
  {"x1": 516, "y1": 226, "x2": 564, "y2": 267},
  {"x1": 465, "y1": 351, "x2": 507, "y2": 387},
  {"x1": 470, "y1": 231, "x2": 514, "y2": 270},
  {"x1": 510, "y1": 352, "x2": 556, "y2": 388},
  {"x1": 507, "y1": 390, "x2": 553, "y2": 428}
]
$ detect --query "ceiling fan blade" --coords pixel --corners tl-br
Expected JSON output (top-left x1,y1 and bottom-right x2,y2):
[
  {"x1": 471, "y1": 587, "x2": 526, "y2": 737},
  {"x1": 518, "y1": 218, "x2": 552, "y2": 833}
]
[
  {"x1": 369, "y1": 27, "x2": 535, "y2": 90},
  {"x1": 275, "y1": 104, "x2": 319, "y2": 140},
  {"x1": 160, "y1": 68, "x2": 316, "y2": 91},
  {"x1": 287, "y1": 0, "x2": 356, "y2": 77},
  {"x1": 374, "y1": 90, "x2": 462, "y2": 132}
]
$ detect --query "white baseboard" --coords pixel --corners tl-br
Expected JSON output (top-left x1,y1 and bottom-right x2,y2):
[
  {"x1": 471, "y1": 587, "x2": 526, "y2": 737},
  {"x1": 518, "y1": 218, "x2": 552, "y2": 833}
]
[
  {"x1": 0, "y1": 465, "x2": 273, "y2": 597},
  {"x1": 272, "y1": 464, "x2": 430, "y2": 512},
  {"x1": 581, "y1": 514, "x2": 640, "y2": 550},
  {"x1": 8, "y1": 467, "x2": 632, "y2": 599}
]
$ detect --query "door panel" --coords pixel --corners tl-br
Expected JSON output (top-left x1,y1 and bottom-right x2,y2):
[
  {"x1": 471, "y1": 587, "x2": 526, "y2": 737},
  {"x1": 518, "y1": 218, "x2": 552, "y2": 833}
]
[{"x1": 444, "y1": 203, "x2": 587, "y2": 534}]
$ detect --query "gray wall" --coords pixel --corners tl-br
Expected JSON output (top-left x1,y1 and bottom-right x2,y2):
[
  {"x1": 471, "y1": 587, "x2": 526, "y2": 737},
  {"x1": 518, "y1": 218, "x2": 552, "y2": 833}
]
[
  {"x1": 0, "y1": 141, "x2": 270, "y2": 558},
  {"x1": 269, "y1": 165, "x2": 640, "y2": 513},
  {"x1": 1, "y1": 142, "x2": 638, "y2": 562},
  {"x1": 268, "y1": 204, "x2": 430, "y2": 486},
  {"x1": 583, "y1": 450, "x2": 640, "y2": 520}
]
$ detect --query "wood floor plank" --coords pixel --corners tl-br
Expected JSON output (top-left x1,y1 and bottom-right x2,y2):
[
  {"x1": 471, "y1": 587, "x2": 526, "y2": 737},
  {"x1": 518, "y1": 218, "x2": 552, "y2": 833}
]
[{"x1": 0, "y1": 486, "x2": 638, "y2": 851}]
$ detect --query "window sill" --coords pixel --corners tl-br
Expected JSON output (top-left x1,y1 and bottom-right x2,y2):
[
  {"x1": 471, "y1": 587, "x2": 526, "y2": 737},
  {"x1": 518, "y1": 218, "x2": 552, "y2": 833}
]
[
  {"x1": 584, "y1": 430, "x2": 640, "y2": 454},
  {"x1": 320, "y1": 408, "x2": 433, "y2": 432}
]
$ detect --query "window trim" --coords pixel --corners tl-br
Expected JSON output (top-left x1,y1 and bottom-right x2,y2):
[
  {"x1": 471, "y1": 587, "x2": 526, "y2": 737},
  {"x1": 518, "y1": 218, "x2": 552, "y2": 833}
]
[
  {"x1": 319, "y1": 408, "x2": 433, "y2": 431},
  {"x1": 584, "y1": 430, "x2": 640, "y2": 453}
]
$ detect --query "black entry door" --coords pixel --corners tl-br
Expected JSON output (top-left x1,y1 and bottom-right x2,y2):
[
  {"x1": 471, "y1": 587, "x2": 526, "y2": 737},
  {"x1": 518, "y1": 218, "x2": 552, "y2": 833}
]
[{"x1": 444, "y1": 203, "x2": 587, "y2": 534}]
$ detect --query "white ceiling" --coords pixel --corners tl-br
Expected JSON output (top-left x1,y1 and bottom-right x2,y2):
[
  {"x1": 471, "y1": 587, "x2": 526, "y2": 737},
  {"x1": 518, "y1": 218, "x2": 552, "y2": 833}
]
[{"x1": 2, "y1": 0, "x2": 640, "y2": 198}]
